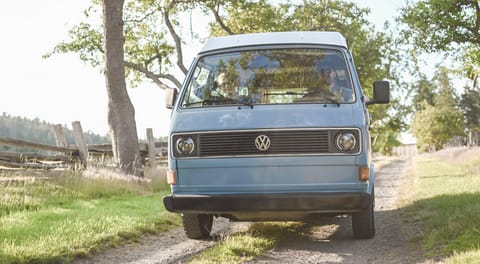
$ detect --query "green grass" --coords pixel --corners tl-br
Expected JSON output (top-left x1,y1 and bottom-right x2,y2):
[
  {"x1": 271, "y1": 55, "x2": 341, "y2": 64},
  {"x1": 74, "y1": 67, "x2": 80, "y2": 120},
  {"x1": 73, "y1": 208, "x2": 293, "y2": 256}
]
[
  {"x1": 401, "y1": 149, "x2": 480, "y2": 262},
  {"x1": 189, "y1": 222, "x2": 304, "y2": 264},
  {"x1": 0, "y1": 171, "x2": 180, "y2": 263}
]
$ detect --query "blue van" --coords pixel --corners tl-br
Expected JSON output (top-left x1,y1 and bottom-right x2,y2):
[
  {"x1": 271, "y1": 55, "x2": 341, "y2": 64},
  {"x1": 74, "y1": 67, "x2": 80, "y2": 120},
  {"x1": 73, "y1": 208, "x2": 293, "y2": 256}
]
[{"x1": 163, "y1": 31, "x2": 389, "y2": 239}]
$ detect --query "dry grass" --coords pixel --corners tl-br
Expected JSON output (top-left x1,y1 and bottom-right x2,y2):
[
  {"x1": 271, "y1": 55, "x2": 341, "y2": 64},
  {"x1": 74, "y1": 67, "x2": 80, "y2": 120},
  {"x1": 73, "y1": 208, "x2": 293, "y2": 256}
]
[
  {"x1": 373, "y1": 155, "x2": 404, "y2": 171},
  {"x1": 0, "y1": 165, "x2": 178, "y2": 263},
  {"x1": 425, "y1": 146, "x2": 480, "y2": 164},
  {"x1": 400, "y1": 147, "x2": 480, "y2": 262}
]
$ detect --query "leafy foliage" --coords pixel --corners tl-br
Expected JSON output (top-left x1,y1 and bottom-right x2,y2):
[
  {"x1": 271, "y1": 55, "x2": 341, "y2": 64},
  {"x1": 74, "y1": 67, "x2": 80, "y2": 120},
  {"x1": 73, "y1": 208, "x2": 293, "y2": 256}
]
[
  {"x1": 460, "y1": 87, "x2": 480, "y2": 131},
  {"x1": 411, "y1": 103, "x2": 464, "y2": 151},
  {"x1": 399, "y1": 1, "x2": 480, "y2": 147},
  {"x1": 209, "y1": 0, "x2": 392, "y2": 94},
  {"x1": 410, "y1": 68, "x2": 465, "y2": 151},
  {"x1": 45, "y1": 0, "x2": 181, "y2": 89},
  {"x1": 207, "y1": 0, "x2": 401, "y2": 153},
  {"x1": 399, "y1": 0, "x2": 479, "y2": 52},
  {"x1": 50, "y1": 0, "x2": 404, "y2": 153},
  {"x1": 370, "y1": 110, "x2": 403, "y2": 155},
  {"x1": 411, "y1": 74, "x2": 436, "y2": 112},
  {"x1": 399, "y1": 0, "x2": 480, "y2": 86},
  {"x1": 46, "y1": 22, "x2": 104, "y2": 68}
]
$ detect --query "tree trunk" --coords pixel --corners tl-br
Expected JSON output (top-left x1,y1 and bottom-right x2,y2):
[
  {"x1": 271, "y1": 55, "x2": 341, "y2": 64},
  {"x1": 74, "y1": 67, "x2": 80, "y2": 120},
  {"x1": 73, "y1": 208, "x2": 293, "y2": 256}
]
[{"x1": 102, "y1": 0, "x2": 141, "y2": 175}]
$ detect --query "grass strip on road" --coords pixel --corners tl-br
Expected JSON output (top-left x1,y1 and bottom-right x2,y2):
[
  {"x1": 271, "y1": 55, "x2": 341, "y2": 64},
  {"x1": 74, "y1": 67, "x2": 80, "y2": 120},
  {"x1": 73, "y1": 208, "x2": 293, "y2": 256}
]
[
  {"x1": 0, "y1": 172, "x2": 180, "y2": 263},
  {"x1": 189, "y1": 222, "x2": 304, "y2": 264},
  {"x1": 400, "y1": 148, "x2": 480, "y2": 262}
]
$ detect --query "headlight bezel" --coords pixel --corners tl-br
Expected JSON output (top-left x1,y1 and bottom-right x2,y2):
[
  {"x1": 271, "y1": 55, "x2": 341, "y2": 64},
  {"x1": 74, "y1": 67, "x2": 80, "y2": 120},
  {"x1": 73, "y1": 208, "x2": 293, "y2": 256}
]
[
  {"x1": 176, "y1": 137, "x2": 195, "y2": 156},
  {"x1": 335, "y1": 132, "x2": 357, "y2": 151},
  {"x1": 332, "y1": 129, "x2": 360, "y2": 154},
  {"x1": 172, "y1": 134, "x2": 199, "y2": 158}
]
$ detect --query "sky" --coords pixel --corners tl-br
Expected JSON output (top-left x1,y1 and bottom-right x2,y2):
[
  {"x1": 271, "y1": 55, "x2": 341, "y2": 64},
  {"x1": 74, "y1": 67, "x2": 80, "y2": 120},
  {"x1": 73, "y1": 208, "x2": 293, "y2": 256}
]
[{"x1": 0, "y1": 0, "x2": 406, "y2": 139}]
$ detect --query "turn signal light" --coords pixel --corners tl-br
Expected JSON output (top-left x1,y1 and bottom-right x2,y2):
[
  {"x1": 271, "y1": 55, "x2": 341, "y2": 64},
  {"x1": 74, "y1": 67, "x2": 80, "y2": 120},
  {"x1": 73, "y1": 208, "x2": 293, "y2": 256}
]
[
  {"x1": 359, "y1": 167, "x2": 370, "y2": 181},
  {"x1": 166, "y1": 169, "x2": 176, "y2": 185}
]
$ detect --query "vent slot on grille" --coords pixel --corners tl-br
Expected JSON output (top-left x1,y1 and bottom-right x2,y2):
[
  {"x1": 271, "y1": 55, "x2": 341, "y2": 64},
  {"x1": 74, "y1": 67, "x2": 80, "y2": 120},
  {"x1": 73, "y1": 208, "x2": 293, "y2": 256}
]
[{"x1": 199, "y1": 130, "x2": 330, "y2": 157}]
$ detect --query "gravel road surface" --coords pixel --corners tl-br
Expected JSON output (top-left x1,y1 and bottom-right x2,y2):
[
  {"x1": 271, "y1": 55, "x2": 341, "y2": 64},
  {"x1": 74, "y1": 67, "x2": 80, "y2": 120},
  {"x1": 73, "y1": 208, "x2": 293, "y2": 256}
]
[
  {"x1": 74, "y1": 157, "x2": 423, "y2": 264},
  {"x1": 249, "y1": 157, "x2": 423, "y2": 264}
]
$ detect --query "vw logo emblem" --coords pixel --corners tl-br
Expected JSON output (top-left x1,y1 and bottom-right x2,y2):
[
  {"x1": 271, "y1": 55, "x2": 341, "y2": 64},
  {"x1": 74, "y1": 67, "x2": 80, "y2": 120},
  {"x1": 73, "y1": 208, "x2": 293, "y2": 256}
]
[{"x1": 255, "y1": 135, "x2": 271, "y2": 151}]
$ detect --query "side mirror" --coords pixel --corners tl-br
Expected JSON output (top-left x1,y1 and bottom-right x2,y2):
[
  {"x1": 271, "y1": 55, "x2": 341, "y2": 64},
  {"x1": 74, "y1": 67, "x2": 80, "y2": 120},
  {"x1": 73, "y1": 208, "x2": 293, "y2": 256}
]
[
  {"x1": 366, "y1": 81, "x2": 390, "y2": 105},
  {"x1": 165, "y1": 88, "x2": 178, "y2": 109}
]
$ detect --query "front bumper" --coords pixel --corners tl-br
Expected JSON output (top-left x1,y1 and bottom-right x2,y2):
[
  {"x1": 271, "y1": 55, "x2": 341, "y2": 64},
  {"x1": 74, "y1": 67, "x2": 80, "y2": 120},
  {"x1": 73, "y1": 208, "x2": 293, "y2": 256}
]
[{"x1": 163, "y1": 192, "x2": 371, "y2": 214}]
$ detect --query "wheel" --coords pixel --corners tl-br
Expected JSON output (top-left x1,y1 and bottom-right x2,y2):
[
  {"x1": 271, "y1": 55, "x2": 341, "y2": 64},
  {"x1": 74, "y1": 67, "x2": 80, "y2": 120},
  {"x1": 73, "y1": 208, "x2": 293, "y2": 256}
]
[
  {"x1": 182, "y1": 213, "x2": 213, "y2": 239},
  {"x1": 352, "y1": 188, "x2": 375, "y2": 239}
]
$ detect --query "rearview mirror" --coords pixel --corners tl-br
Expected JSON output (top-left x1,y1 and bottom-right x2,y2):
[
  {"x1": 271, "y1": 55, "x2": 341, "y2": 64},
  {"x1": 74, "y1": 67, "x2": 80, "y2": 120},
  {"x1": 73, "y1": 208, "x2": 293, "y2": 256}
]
[
  {"x1": 165, "y1": 88, "x2": 178, "y2": 109},
  {"x1": 366, "y1": 81, "x2": 390, "y2": 105}
]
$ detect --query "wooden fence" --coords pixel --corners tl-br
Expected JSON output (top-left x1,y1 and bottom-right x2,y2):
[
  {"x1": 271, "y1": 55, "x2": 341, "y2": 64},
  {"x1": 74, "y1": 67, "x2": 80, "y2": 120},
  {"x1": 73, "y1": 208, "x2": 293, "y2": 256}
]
[
  {"x1": 0, "y1": 121, "x2": 167, "y2": 170},
  {"x1": 392, "y1": 144, "x2": 418, "y2": 158}
]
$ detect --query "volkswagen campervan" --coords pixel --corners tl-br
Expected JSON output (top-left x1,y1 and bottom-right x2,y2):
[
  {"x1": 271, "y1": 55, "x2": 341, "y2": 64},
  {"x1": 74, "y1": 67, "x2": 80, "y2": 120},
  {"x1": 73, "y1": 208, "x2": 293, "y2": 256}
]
[{"x1": 163, "y1": 31, "x2": 389, "y2": 239}]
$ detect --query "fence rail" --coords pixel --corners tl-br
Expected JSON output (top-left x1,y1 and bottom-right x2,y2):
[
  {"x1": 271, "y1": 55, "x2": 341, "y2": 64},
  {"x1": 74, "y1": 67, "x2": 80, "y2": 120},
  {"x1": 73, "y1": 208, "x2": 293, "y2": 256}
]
[
  {"x1": 392, "y1": 144, "x2": 418, "y2": 158},
  {"x1": 0, "y1": 122, "x2": 167, "y2": 170}
]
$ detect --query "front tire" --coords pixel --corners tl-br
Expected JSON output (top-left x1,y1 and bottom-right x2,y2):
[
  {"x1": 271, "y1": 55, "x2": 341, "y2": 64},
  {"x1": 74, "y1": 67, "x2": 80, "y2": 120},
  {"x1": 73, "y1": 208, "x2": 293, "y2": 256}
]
[
  {"x1": 182, "y1": 213, "x2": 213, "y2": 239},
  {"x1": 352, "y1": 188, "x2": 375, "y2": 239}
]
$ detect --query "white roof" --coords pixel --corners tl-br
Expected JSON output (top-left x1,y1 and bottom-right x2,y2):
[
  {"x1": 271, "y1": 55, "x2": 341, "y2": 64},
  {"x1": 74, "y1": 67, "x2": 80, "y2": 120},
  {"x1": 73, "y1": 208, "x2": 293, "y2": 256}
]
[{"x1": 200, "y1": 31, "x2": 347, "y2": 53}]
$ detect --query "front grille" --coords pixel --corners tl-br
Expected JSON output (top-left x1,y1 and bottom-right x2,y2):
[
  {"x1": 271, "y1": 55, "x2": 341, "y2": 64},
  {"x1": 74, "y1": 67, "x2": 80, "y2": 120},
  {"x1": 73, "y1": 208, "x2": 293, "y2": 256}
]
[{"x1": 199, "y1": 130, "x2": 330, "y2": 157}]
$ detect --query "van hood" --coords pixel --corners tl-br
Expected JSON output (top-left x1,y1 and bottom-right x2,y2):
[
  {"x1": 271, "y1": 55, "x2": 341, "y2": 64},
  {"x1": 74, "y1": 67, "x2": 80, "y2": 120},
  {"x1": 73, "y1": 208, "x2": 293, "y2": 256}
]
[{"x1": 170, "y1": 104, "x2": 366, "y2": 133}]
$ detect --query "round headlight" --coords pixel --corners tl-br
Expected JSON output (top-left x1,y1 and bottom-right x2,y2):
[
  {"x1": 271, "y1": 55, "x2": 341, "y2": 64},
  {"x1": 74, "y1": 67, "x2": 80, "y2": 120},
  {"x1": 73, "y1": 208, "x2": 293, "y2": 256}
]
[
  {"x1": 336, "y1": 133, "x2": 356, "y2": 151},
  {"x1": 176, "y1": 137, "x2": 195, "y2": 156}
]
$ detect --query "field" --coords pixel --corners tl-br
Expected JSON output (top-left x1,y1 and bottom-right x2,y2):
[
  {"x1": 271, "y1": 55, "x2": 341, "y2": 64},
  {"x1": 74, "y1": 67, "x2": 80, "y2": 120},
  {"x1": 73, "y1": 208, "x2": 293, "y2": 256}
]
[
  {"x1": 1, "y1": 148, "x2": 480, "y2": 263},
  {"x1": 0, "y1": 167, "x2": 180, "y2": 263},
  {"x1": 399, "y1": 147, "x2": 480, "y2": 263},
  {"x1": 188, "y1": 148, "x2": 480, "y2": 264}
]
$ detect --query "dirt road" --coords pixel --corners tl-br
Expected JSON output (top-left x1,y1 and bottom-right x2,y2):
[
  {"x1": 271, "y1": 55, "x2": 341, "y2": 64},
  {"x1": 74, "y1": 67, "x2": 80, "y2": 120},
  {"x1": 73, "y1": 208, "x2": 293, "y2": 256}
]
[
  {"x1": 74, "y1": 157, "x2": 422, "y2": 264},
  {"x1": 250, "y1": 157, "x2": 422, "y2": 264},
  {"x1": 73, "y1": 217, "x2": 250, "y2": 264}
]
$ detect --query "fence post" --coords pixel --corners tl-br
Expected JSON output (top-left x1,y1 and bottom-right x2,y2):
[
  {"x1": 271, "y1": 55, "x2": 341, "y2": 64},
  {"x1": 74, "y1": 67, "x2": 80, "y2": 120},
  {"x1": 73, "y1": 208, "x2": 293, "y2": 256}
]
[
  {"x1": 72, "y1": 121, "x2": 88, "y2": 167},
  {"x1": 146, "y1": 128, "x2": 157, "y2": 167},
  {"x1": 52, "y1": 124, "x2": 68, "y2": 148}
]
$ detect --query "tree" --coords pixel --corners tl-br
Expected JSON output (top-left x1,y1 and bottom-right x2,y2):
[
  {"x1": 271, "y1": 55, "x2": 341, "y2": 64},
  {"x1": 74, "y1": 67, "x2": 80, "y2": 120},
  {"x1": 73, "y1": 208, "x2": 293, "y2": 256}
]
[
  {"x1": 208, "y1": 0, "x2": 393, "y2": 92},
  {"x1": 205, "y1": 0, "x2": 402, "y2": 153},
  {"x1": 0, "y1": 114, "x2": 110, "y2": 153},
  {"x1": 46, "y1": 0, "x2": 193, "y2": 173},
  {"x1": 49, "y1": 0, "x2": 403, "y2": 154},
  {"x1": 460, "y1": 87, "x2": 480, "y2": 145},
  {"x1": 46, "y1": 1, "x2": 186, "y2": 90},
  {"x1": 399, "y1": 0, "x2": 480, "y2": 87},
  {"x1": 411, "y1": 67, "x2": 465, "y2": 151},
  {"x1": 102, "y1": 0, "x2": 141, "y2": 175},
  {"x1": 370, "y1": 115, "x2": 403, "y2": 155},
  {"x1": 411, "y1": 74, "x2": 436, "y2": 112},
  {"x1": 411, "y1": 102, "x2": 464, "y2": 151}
]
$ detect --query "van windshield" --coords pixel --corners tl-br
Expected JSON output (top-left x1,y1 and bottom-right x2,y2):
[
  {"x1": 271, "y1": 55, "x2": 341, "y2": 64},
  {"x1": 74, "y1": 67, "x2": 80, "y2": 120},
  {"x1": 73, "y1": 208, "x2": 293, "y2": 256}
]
[{"x1": 181, "y1": 48, "x2": 355, "y2": 108}]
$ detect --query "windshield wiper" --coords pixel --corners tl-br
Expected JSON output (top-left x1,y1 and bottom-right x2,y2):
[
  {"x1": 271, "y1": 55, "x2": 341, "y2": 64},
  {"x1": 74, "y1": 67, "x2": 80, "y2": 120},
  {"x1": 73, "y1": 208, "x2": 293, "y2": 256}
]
[
  {"x1": 295, "y1": 91, "x2": 341, "y2": 107},
  {"x1": 237, "y1": 98, "x2": 255, "y2": 109},
  {"x1": 183, "y1": 97, "x2": 254, "y2": 108},
  {"x1": 182, "y1": 98, "x2": 234, "y2": 107},
  {"x1": 322, "y1": 97, "x2": 340, "y2": 107},
  {"x1": 264, "y1": 91, "x2": 306, "y2": 96},
  {"x1": 308, "y1": 96, "x2": 340, "y2": 106}
]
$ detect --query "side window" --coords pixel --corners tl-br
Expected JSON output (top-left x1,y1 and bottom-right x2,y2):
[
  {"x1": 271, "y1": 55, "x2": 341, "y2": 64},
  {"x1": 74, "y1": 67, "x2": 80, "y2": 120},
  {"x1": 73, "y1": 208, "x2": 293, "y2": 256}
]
[
  {"x1": 183, "y1": 65, "x2": 214, "y2": 105},
  {"x1": 194, "y1": 67, "x2": 210, "y2": 88}
]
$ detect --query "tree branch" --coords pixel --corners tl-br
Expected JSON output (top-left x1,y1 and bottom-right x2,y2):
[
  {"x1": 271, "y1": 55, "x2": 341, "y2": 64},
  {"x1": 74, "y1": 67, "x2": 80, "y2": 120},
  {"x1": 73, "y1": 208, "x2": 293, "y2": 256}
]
[
  {"x1": 124, "y1": 61, "x2": 181, "y2": 89},
  {"x1": 474, "y1": 0, "x2": 480, "y2": 44},
  {"x1": 208, "y1": 2, "x2": 234, "y2": 35},
  {"x1": 144, "y1": 53, "x2": 161, "y2": 68},
  {"x1": 123, "y1": 8, "x2": 157, "y2": 23},
  {"x1": 164, "y1": 3, "x2": 188, "y2": 75}
]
